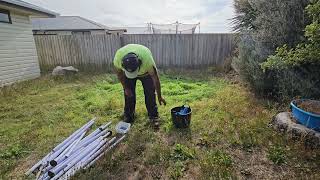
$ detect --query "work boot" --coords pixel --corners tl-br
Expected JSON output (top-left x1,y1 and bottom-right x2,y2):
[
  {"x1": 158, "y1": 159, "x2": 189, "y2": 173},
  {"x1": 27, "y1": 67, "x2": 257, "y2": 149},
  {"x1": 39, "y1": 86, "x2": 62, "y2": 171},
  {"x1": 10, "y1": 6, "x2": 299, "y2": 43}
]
[
  {"x1": 150, "y1": 117, "x2": 160, "y2": 129},
  {"x1": 123, "y1": 114, "x2": 134, "y2": 124}
]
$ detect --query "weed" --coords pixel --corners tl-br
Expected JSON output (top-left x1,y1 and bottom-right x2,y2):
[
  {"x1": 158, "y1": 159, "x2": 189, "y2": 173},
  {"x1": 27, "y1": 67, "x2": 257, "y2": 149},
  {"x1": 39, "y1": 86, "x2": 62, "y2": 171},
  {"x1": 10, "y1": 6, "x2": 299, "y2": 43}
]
[
  {"x1": 200, "y1": 150, "x2": 233, "y2": 179},
  {"x1": 168, "y1": 161, "x2": 186, "y2": 179},
  {"x1": 0, "y1": 145, "x2": 26, "y2": 159},
  {"x1": 145, "y1": 142, "x2": 170, "y2": 166},
  {"x1": 267, "y1": 145, "x2": 287, "y2": 165},
  {"x1": 171, "y1": 144, "x2": 195, "y2": 161}
]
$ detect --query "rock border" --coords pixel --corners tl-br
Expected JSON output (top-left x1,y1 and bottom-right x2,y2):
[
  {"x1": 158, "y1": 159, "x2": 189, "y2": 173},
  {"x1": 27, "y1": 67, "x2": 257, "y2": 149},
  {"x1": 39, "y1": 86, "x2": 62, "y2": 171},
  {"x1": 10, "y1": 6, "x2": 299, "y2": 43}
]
[{"x1": 271, "y1": 112, "x2": 320, "y2": 148}]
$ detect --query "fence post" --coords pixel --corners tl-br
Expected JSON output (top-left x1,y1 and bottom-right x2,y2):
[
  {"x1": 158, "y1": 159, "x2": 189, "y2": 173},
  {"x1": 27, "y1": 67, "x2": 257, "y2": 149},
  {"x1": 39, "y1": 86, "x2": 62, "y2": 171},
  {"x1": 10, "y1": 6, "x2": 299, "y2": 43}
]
[{"x1": 119, "y1": 35, "x2": 124, "y2": 47}]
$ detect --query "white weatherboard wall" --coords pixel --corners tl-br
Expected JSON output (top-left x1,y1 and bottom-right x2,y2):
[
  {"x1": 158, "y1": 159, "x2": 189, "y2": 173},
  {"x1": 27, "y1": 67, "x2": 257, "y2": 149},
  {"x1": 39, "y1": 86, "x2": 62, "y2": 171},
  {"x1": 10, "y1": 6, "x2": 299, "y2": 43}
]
[{"x1": 0, "y1": 11, "x2": 40, "y2": 87}]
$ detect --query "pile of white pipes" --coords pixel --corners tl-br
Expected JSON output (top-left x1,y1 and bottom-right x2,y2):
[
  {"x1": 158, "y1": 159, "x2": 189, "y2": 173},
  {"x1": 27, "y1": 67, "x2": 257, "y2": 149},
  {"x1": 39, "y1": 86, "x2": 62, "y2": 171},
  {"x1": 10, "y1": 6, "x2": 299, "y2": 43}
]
[{"x1": 25, "y1": 118, "x2": 126, "y2": 180}]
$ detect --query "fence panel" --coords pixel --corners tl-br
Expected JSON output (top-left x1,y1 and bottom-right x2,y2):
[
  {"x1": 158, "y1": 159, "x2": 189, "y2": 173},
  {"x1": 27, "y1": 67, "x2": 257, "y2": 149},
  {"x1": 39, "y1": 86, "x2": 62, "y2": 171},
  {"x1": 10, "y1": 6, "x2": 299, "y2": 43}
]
[{"x1": 34, "y1": 34, "x2": 235, "y2": 71}]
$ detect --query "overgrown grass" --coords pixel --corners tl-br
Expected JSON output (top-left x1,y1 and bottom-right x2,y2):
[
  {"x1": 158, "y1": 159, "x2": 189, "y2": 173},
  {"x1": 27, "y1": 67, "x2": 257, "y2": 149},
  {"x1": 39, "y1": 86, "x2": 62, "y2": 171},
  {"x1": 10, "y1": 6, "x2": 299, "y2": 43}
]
[{"x1": 1, "y1": 73, "x2": 320, "y2": 179}]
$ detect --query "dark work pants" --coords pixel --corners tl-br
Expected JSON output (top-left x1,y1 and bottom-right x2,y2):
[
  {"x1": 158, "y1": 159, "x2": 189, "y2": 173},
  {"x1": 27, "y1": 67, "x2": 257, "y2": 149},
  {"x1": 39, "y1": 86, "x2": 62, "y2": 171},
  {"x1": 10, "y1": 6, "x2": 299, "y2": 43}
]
[{"x1": 124, "y1": 75, "x2": 158, "y2": 121}]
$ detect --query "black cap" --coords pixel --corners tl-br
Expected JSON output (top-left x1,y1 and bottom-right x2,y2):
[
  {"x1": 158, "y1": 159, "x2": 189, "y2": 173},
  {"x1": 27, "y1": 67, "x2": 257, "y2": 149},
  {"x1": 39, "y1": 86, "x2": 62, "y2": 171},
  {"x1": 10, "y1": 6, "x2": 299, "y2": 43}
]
[{"x1": 122, "y1": 53, "x2": 139, "y2": 72}]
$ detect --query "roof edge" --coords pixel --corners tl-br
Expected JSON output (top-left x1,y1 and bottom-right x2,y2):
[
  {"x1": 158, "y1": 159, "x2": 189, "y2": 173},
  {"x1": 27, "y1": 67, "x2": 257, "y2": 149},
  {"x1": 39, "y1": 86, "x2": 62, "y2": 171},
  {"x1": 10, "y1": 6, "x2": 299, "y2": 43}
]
[{"x1": 0, "y1": 0, "x2": 58, "y2": 17}]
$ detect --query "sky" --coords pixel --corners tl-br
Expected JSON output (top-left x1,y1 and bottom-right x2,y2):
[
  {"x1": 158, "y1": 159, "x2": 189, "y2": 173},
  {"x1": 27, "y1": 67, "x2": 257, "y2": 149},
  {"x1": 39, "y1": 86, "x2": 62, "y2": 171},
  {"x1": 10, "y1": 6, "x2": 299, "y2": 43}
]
[{"x1": 24, "y1": 0, "x2": 235, "y2": 33}]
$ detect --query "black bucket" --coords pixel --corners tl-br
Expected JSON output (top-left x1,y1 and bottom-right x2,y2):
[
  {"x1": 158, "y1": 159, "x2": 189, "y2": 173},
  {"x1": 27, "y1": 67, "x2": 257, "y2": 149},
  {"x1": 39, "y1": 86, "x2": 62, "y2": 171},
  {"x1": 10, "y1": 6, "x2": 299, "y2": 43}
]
[{"x1": 171, "y1": 105, "x2": 192, "y2": 128}]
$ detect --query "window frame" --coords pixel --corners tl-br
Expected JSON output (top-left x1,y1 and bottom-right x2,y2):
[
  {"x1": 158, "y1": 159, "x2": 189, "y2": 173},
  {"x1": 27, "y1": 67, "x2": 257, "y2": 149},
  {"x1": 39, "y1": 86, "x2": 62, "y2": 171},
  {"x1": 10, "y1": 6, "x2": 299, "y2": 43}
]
[{"x1": 0, "y1": 9, "x2": 12, "y2": 24}]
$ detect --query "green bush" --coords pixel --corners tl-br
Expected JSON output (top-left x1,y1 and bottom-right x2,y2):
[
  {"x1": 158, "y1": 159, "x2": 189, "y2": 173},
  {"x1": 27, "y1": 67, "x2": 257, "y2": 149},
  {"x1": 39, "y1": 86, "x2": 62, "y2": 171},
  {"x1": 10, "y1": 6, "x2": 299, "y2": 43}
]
[
  {"x1": 262, "y1": 0, "x2": 320, "y2": 99},
  {"x1": 232, "y1": 0, "x2": 318, "y2": 100},
  {"x1": 232, "y1": 35, "x2": 275, "y2": 96}
]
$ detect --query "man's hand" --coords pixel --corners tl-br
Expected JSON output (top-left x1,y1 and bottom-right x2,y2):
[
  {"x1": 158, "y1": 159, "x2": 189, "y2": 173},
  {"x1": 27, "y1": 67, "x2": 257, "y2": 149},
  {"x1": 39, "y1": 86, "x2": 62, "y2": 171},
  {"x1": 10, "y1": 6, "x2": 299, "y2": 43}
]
[
  {"x1": 125, "y1": 88, "x2": 133, "y2": 97},
  {"x1": 158, "y1": 96, "x2": 166, "y2": 106}
]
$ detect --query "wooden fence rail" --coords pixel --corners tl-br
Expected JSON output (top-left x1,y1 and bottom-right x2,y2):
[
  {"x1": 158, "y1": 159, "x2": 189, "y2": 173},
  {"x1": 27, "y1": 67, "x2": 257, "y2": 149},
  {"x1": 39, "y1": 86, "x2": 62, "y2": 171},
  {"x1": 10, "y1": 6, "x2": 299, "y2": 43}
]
[{"x1": 34, "y1": 34, "x2": 236, "y2": 71}]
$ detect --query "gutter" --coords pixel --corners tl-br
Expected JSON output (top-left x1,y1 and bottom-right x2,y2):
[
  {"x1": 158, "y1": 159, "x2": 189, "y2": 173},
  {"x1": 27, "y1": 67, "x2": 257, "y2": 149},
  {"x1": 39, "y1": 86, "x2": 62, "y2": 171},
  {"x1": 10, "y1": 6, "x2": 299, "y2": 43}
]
[{"x1": 0, "y1": 1, "x2": 58, "y2": 17}]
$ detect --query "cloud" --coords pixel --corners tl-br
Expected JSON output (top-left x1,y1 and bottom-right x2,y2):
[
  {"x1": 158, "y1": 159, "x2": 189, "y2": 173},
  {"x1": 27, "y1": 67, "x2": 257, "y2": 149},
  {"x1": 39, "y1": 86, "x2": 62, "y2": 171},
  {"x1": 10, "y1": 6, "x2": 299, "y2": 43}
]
[{"x1": 24, "y1": 0, "x2": 234, "y2": 32}]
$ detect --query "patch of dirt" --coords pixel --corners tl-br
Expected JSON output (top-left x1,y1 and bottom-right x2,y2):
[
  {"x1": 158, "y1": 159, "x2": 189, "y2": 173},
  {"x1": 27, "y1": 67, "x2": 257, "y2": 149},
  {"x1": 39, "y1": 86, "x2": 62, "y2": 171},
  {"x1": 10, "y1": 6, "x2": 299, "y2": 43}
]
[
  {"x1": 183, "y1": 164, "x2": 201, "y2": 179},
  {"x1": 224, "y1": 70, "x2": 242, "y2": 84},
  {"x1": 297, "y1": 100, "x2": 320, "y2": 115},
  {"x1": 8, "y1": 153, "x2": 38, "y2": 179},
  {"x1": 229, "y1": 148, "x2": 296, "y2": 179},
  {"x1": 127, "y1": 164, "x2": 166, "y2": 180}
]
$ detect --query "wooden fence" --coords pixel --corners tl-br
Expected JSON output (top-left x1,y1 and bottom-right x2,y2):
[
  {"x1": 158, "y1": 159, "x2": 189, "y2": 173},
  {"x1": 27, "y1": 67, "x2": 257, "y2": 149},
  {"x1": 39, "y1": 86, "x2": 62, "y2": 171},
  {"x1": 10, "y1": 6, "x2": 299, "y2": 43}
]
[{"x1": 34, "y1": 34, "x2": 236, "y2": 71}]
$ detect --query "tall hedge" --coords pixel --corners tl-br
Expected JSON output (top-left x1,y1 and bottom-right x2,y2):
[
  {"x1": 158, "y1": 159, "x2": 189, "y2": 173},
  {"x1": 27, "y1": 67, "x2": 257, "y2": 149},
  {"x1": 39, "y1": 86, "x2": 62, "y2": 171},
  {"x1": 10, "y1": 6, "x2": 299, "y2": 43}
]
[{"x1": 232, "y1": 0, "x2": 318, "y2": 100}]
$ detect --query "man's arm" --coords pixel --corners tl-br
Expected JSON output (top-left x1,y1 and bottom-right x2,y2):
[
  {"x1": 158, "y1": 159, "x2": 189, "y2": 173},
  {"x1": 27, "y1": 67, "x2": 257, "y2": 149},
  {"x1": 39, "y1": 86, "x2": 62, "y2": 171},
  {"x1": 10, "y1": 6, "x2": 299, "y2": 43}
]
[
  {"x1": 149, "y1": 67, "x2": 166, "y2": 105},
  {"x1": 115, "y1": 68, "x2": 126, "y2": 88},
  {"x1": 115, "y1": 68, "x2": 133, "y2": 97}
]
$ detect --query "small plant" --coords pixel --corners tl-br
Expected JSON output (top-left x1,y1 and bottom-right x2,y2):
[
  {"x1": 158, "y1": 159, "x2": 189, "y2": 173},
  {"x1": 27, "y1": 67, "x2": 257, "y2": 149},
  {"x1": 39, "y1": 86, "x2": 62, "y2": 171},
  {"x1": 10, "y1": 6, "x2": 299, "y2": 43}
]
[
  {"x1": 145, "y1": 143, "x2": 170, "y2": 166},
  {"x1": 0, "y1": 145, "x2": 25, "y2": 159},
  {"x1": 169, "y1": 161, "x2": 186, "y2": 179},
  {"x1": 239, "y1": 130, "x2": 258, "y2": 151},
  {"x1": 200, "y1": 150, "x2": 233, "y2": 179},
  {"x1": 267, "y1": 146, "x2": 287, "y2": 165},
  {"x1": 208, "y1": 150, "x2": 233, "y2": 167},
  {"x1": 171, "y1": 144, "x2": 195, "y2": 161}
]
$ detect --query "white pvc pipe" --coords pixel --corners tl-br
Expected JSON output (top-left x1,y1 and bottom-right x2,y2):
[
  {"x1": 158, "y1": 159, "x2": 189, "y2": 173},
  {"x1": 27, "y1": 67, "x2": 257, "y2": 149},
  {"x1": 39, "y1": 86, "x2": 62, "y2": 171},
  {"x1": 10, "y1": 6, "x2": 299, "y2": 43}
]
[
  {"x1": 82, "y1": 137, "x2": 116, "y2": 167},
  {"x1": 52, "y1": 162, "x2": 82, "y2": 180},
  {"x1": 48, "y1": 137, "x2": 102, "y2": 178},
  {"x1": 76, "y1": 128, "x2": 100, "y2": 145},
  {"x1": 56, "y1": 135, "x2": 113, "y2": 178},
  {"x1": 50, "y1": 139, "x2": 106, "y2": 179},
  {"x1": 78, "y1": 136, "x2": 113, "y2": 165},
  {"x1": 27, "y1": 120, "x2": 113, "y2": 179},
  {"x1": 52, "y1": 118, "x2": 95, "y2": 152},
  {"x1": 76, "y1": 129, "x2": 107, "y2": 148},
  {"x1": 100, "y1": 121, "x2": 112, "y2": 130},
  {"x1": 53, "y1": 140, "x2": 78, "y2": 163},
  {"x1": 50, "y1": 131, "x2": 111, "y2": 168},
  {"x1": 25, "y1": 118, "x2": 95, "y2": 176},
  {"x1": 50, "y1": 135, "x2": 123, "y2": 180},
  {"x1": 50, "y1": 130, "x2": 87, "y2": 167},
  {"x1": 47, "y1": 124, "x2": 92, "y2": 164},
  {"x1": 59, "y1": 139, "x2": 111, "y2": 179},
  {"x1": 40, "y1": 175, "x2": 50, "y2": 180},
  {"x1": 56, "y1": 138, "x2": 110, "y2": 179},
  {"x1": 75, "y1": 129, "x2": 109, "y2": 149},
  {"x1": 85, "y1": 135, "x2": 126, "y2": 169},
  {"x1": 65, "y1": 130, "x2": 87, "y2": 157},
  {"x1": 38, "y1": 173, "x2": 49, "y2": 180},
  {"x1": 25, "y1": 153, "x2": 50, "y2": 176},
  {"x1": 75, "y1": 121, "x2": 111, "y2": 147}
]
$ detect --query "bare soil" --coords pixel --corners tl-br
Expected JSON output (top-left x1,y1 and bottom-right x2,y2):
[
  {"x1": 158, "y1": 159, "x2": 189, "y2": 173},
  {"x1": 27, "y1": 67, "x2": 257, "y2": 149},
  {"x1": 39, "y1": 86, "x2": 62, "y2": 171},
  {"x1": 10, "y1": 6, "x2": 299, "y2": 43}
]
[{"x1": 297, "y1": 100, "x2": 320, "y2": 115}]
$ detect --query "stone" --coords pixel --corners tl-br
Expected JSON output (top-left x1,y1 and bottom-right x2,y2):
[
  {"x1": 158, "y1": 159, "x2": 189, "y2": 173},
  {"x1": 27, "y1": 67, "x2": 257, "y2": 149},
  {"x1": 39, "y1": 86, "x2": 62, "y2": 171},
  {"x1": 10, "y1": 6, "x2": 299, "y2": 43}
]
[
  {"x1": 52, "y1": 66, "x2": 79, "y2": 76},
  {"x1": 271, "y1": 112, "x2": 320, "y2": 148}
]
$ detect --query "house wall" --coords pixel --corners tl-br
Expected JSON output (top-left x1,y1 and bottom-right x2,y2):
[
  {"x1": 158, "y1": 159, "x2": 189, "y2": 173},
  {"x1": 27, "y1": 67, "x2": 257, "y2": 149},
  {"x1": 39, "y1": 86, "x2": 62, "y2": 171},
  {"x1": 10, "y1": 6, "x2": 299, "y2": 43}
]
[{"x1": 0, "y1": 10, "x2": 40, "y2": 87}]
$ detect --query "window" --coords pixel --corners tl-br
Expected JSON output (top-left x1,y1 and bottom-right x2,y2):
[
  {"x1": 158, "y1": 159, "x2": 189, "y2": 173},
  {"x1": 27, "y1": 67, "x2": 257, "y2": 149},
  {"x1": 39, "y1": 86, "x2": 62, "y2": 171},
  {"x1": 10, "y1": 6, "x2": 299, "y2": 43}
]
[{"x1": 0, "y1": 9, "x2": 12, "y2": 24}]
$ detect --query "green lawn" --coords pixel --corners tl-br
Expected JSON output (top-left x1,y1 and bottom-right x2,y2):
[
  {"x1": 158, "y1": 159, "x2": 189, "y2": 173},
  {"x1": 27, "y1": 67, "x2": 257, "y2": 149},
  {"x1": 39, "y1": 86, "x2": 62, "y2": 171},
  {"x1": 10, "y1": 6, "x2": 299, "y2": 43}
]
[{"x1": 1, "y1": 73, "x2": 320, "y2": 179}]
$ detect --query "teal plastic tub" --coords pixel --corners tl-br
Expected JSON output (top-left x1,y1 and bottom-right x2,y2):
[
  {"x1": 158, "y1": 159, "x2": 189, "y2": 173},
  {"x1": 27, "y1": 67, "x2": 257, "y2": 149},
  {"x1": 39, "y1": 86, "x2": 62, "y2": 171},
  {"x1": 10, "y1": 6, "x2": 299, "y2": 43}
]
[{"x1": 290, "y1": 99, "x2": 320, "y2": 131}]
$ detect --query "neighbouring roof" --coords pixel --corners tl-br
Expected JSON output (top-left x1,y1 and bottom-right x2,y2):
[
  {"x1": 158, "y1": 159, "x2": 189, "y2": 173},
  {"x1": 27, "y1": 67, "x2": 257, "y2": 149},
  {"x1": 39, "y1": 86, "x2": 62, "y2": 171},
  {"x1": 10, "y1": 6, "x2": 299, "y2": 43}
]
[
  {"x1": 0, "y1": 0, "x2": 58, "y2": 17},
  {"x1": 32, "y1": 16, "x2": 126, "y2": 32}
]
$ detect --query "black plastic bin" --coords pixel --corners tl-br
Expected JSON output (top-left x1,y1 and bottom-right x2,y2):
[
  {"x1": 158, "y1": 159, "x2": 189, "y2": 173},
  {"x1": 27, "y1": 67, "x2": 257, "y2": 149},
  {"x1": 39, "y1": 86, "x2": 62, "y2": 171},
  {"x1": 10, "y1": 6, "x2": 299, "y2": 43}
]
[{"x1": 171, "y1": 106, "x2": 192, "y2": 128}]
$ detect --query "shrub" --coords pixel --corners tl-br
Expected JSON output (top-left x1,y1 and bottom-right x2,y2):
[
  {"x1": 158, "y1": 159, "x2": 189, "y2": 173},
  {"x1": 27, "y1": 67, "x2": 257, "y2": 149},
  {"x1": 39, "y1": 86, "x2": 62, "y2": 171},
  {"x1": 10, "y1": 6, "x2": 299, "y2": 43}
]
[
  {"x1": 232, "y1": 0, "x2": 314, "y2": 100},
  {"x1": 262, "y1": 0, "x2": 320, "y2": 99},
  {"x1": 232, "y1": 34, "x2": 275, "y2": 96},
  {"x1": 232, "y1": 0, "x2": 257, "y2": 32}
]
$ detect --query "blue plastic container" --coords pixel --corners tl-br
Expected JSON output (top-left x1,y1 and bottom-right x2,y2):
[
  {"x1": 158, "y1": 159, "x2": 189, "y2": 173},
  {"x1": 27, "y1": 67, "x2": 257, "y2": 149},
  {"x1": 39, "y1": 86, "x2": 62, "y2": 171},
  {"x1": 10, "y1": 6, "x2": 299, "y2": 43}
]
[{"x1": 290, "y1": 99, "x2": 320, "y2": 131}]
